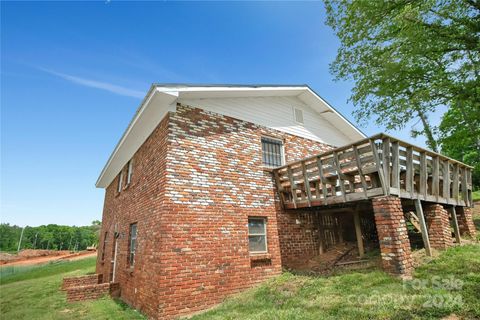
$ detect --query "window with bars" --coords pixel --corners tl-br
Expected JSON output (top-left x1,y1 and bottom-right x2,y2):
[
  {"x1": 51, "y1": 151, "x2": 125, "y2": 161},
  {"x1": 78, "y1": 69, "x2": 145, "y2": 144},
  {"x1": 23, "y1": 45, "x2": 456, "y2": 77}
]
[
  {"x1": 128, "y1": 223, "x2": 137, "y2": 267},
  {"x1": 261, "y1": 137, "x2": 284, "y2": 167},
  {"x1": 248, "y1": 217, "x2": 267, "y2": 253}
]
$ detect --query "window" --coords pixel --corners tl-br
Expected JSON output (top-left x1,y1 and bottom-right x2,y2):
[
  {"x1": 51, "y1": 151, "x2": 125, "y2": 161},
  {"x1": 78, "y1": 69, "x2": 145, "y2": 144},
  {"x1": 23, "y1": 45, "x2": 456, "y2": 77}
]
[
  {"x1": 248, "y1": 217, "x2": 267, "y2": 253},
  {"x1": 128, "y1": 223, "x2": 137, "y2": 267},
  {"x1": 127, "y1": 160, "x2": 133, "y2": 184},
  {"x1": 117, "y1": 171, "x2": 123, "y2": 193},
  {"x1": 294, "y1": 107, "x2": 304, "y2": 125},
  {"x1": 101, "y1": 232, "x2": 108, "y2": 261},
  {"x1": 261, "y1": 137, "x2": 284, "y2": 167}
]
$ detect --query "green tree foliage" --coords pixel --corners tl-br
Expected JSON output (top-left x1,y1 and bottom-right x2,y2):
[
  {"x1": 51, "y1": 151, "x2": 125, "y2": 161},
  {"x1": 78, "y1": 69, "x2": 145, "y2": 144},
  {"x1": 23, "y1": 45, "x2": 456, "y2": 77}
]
[
  {"x1": 325, "y1": 0, "x2": 480, "y2": 186},
  {"x1": 439, "y1": 102, "x2": 480, "y2": 186},
  {"x1": 0, "y1": 221, "x2": 100, "y2": 252}
]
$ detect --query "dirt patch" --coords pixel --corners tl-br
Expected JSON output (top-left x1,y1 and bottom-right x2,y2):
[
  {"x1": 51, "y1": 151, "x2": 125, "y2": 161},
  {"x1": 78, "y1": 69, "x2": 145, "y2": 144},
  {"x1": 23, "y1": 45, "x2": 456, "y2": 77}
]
[
  {"x1": 275, "y1": 278, "x2": 308, "y2": 297},
  {"x1": 286, "y1": 242, "x2": 380, "y2": 276},
  {"x1": 1, "y1": 250, "x2": 96, "y2": 266}
]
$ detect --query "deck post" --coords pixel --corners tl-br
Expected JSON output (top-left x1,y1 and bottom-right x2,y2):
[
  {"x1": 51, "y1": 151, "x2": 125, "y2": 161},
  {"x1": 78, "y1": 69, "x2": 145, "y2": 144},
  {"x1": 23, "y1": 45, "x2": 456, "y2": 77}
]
[
  {"x1": 414, "y1": 199, "x2": 432, "y2": 257},
  {"x1": 318, "y1": 213, "x2": 324, "y2": 254},
  {"x1": 450, "y1": 206, "x2": 461, "y2": 244},
  {"x1": 353, "y1": 210, "x2": 364, "y2": 258},
  {"x1": 370, "y1": 139, "x2": 388, "y2": 195}
]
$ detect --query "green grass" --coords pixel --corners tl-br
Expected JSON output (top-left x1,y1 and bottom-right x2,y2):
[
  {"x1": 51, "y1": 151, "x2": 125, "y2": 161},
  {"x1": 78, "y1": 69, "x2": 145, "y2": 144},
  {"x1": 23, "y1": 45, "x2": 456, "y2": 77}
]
[
  {"x1": 0, "y1": 258, "x2": 96, "y2": 285},
  {"x1": 0, "y1": 257, "x2": 145, "y2": 320},
  {"x1": 1, "y1": 247, "x2": 479, "y2": 320},
  {"x1": 473, "y1": 190, "x2": 480, "y2": 201},
  {"x1": 189, "y1": 245, "x2": 480, "y2": 320}
]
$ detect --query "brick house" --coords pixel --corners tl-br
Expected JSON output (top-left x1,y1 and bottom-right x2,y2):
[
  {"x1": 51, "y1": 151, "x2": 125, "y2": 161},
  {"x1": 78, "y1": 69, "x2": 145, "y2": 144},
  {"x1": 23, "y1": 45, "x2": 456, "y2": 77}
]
[{"x1": 91, "y1": 84, "x2": 475, "y2": 319}]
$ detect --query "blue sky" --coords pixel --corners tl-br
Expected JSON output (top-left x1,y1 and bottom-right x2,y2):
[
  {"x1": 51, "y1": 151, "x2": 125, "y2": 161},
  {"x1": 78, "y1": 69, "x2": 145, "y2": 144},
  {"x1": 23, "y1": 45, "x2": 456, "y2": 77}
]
[{"x1": 1, "y1": 2, "x2": 438, "y2": 227}]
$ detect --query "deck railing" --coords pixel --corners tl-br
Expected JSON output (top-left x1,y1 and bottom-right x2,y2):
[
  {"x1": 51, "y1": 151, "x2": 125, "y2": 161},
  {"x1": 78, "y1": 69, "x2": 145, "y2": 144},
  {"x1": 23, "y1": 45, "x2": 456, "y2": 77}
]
[{"x1": 273, "y1": 133, "x2": 473, "y2": 209}]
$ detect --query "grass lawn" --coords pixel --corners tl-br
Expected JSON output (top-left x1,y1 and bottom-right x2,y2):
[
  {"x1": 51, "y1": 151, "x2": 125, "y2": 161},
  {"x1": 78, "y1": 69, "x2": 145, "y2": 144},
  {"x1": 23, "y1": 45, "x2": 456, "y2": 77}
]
[
  {"x1": 473, "y1": 190, "x2": 480, "y2": 201},
  {"x1": 190, "y1": 245, "x2": 480, "y2": 320},
  {"x1": 1, "y1": 246, "x2": 479, "y2": 320},
  {"x1": 0, "y1": 257, "x2": 145, "y2": 320}
]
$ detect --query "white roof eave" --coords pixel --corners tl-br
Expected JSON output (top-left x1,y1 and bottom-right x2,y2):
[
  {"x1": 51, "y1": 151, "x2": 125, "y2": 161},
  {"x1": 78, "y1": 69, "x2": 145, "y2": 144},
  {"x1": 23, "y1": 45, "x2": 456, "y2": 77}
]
[{"x1": 95, "y1": 85, "x2": 364, "y2": 189}]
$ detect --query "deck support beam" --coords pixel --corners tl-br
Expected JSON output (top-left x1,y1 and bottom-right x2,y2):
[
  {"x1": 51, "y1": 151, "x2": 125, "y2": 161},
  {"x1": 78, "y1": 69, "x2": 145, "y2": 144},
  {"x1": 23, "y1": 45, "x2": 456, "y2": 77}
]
[
  {"x1": 450, "y1": 206, "x2": 461, "y2": 244},
  {"x1": 414, "y1": 199, "x2": 432, "y2": 257},
  {"x1": 353, "y1": 210, "x2": 364, "y2": 258}
]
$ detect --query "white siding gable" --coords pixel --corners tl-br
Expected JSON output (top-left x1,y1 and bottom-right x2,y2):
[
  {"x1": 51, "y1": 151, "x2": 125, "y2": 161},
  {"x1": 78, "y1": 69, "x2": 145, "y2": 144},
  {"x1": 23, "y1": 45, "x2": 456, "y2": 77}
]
[{"x1": 178, "y1": 96, "x2": 352, "y2": 147}]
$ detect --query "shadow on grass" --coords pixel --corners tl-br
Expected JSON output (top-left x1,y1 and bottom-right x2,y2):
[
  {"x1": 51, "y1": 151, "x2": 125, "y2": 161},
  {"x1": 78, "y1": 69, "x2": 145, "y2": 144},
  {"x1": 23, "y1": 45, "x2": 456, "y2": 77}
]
[{"x1": 112, "y1": 298, "x2": 132, "y2": 311}]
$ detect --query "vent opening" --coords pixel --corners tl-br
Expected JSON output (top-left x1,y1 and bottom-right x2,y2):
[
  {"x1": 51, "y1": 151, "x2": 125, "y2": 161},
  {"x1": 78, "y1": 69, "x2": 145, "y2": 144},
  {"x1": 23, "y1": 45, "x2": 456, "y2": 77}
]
[{"x1": 294, "y1": 107, "x2": 304, "y2": 124}]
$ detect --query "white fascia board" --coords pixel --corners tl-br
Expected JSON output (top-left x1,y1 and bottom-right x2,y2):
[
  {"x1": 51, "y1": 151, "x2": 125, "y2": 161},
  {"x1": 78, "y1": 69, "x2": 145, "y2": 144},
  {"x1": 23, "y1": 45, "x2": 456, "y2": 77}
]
[
  {"x1": 160, "y1": 86, "x2": 308, "y2": 99},
  {"x1": 95, "y1": 88, "x2": 178, "y2": 188},
  {"x1": 299, "y1": 88, "x2": 366, "y2": 141}
]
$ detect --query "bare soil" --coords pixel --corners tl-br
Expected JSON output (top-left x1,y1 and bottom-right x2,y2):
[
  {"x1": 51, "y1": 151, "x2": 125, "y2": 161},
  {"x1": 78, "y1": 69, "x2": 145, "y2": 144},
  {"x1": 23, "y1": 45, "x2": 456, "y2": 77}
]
[
  {"x1": 0, "y1": 250, "x2": 96, "y2": 266},
  {"x1": 286, "y1": 242, "x2": 381, "y2": 276}
]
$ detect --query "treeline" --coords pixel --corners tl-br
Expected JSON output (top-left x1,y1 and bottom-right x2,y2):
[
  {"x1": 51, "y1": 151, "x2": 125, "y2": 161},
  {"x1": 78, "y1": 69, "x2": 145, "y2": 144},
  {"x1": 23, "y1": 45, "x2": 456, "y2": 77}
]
[{"x1": 0, "y1": 221, "x2": 101, "y2": 252}]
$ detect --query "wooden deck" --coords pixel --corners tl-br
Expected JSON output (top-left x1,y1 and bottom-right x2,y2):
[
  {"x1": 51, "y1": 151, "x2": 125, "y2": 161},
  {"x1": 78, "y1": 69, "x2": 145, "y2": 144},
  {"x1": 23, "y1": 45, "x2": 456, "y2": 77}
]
[{"x1": 273, "y1": 133, "x2": 473, "y2": 209}]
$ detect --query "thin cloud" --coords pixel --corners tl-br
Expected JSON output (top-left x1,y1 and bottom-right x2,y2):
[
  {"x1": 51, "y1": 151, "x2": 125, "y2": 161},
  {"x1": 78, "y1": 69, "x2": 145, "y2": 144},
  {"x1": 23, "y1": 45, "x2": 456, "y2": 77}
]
[{"x1": 38, "y1": 67, "x2": 144, "y2": 98}]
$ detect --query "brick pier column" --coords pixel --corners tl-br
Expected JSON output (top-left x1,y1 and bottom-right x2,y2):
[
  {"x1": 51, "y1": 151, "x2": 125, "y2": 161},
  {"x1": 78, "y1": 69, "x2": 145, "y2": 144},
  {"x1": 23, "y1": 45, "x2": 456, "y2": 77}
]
[
  {"x1": 424, "y1": 204, "x2": 453, "y2": 250},
  {"x1": 456, "y1": 207, "x2": 477, "y2": 237},
  {"x1": 372, "y1": 196, "x2": 413, "y2": 278}
]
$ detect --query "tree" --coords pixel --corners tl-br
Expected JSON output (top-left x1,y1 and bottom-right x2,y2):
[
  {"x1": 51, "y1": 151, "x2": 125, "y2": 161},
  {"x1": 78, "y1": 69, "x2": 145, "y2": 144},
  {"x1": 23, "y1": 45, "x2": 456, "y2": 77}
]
[
  {"x1": 0, "y1": 223, "x2": 101, "y2": 252},
  {"x1": 439, "y1": 101, "x2": 480, "y2": 186},
  {"x1": 324, "y1": 0, "x2": 480, "y2": 152}
]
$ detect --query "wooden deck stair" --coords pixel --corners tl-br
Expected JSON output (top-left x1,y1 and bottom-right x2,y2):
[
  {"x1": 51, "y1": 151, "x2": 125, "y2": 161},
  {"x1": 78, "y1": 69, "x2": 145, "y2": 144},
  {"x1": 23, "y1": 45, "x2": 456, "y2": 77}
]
[{"x1": 273, "y1": 133, "x2": 473, "y2": 209}]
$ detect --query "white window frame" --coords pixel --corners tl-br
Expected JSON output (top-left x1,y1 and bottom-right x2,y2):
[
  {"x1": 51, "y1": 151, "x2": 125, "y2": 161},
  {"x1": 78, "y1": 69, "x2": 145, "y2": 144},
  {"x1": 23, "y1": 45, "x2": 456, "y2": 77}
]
[
  {"x1": 117, "y1": 171, "x2": 123, "y2": 193},
  {"x1": 248, "y1": 217, "x2": 268, "y2": 254},
  {"x1": 101, "y1": 231, "x2": 108, "y2": 261},
  {"x1": 128, "y1": 223, "x2": 137, "y2": 267},
  {"x1": 293, "y1": 107, "x2": 304, "y2": 125},
  {"x1": 261, "y1": 136, "x2": 285, "y2": 168},
  {"x1": 127, "y1": 160, "x2": 133, "y2": 184}
]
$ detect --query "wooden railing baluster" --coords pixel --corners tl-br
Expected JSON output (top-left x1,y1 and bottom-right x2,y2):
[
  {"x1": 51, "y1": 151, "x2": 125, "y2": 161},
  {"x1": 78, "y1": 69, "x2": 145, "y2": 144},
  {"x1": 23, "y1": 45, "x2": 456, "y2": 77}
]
[
  {"x1": 382, "y1": 137, "x2": 391, "y2": 189},
  {"x1": 443, "y1": 160, "x2": 450, "y2": 202},
  {"x1": 287, "y1": 166, "x2": 298, "y2": 208},
  {"x1": 370, "y1": 139, "x2": 388, "y2": 195},
  {"x1": 461, "y1": 168, "x2": 468, "y2": 207},
  {"x1": 406, "y1": 146, "x2": 414, "y2": 198},
  {"x1": 420, "y1": 152, "x2": 427, "y2": 200},
  {"x1": 391, "y1": 141, "x2": 400, "y2": 191},
  {"x1": 353, "y1": 145, "x2": 368, "y2": 197},
  {"x1": 333, "y1": 151, "x2": 347, "y2": 202},
  {"x1": 316, "y1": 157, "x2": 328, "y2": 200},
  {"x1": 432, "y1": 156, "x2": 440, "y2": 202},
  {"x1": 301, "y1": 161, "x2": 312, "y2": 206},
  {"x1": 452, "y1": 164, "x2": 459, "y2": 203},
  {"x1": 272, "y1": 133, "x2": 473, "y2": 209}
]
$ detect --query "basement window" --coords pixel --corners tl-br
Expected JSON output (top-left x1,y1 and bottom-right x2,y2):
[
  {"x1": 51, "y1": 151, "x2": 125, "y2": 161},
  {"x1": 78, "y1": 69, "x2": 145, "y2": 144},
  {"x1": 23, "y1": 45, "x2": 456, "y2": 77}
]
[
  {"x1": 248, "y1": 217, "x2": 267, "y2": 253},
  {"x1": 127, "y1": 159, "x2": 133, "y2": 184},
  {"x1": 261, "y1": 137, "x2": 284, "y2": 168},
  {"x1": 128, "y1": 223, "x2": 137, "y2": 267}
]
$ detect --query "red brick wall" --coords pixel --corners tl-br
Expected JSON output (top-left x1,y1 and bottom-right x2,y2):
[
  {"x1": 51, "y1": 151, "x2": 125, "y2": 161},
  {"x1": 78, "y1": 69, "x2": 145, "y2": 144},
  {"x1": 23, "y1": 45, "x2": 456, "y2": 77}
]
[
  {"x1": 372, "y1": 196, "x2": 413, "y2": 278},
  {"x1": 62, "y1": 274, "x2": 101, "y2": 290},
  {"x1": 425, "y1": 204, "x2": 453, "y2": 250},
  {"x1": 66, "y1": 283, "x2": 112, "y2": 302},
  {"x1": 96, "y1": 104, "x2": 333, "y2": 319},
  {"x1": 96, "y1": 114, "x2": 170, "y2": 317},
  {"x1": 277, "y1": 210, "x2": 322, "y2": 268},
  {"x1": 457, "y1": 206, "x2": 477, "y2": 237}
]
